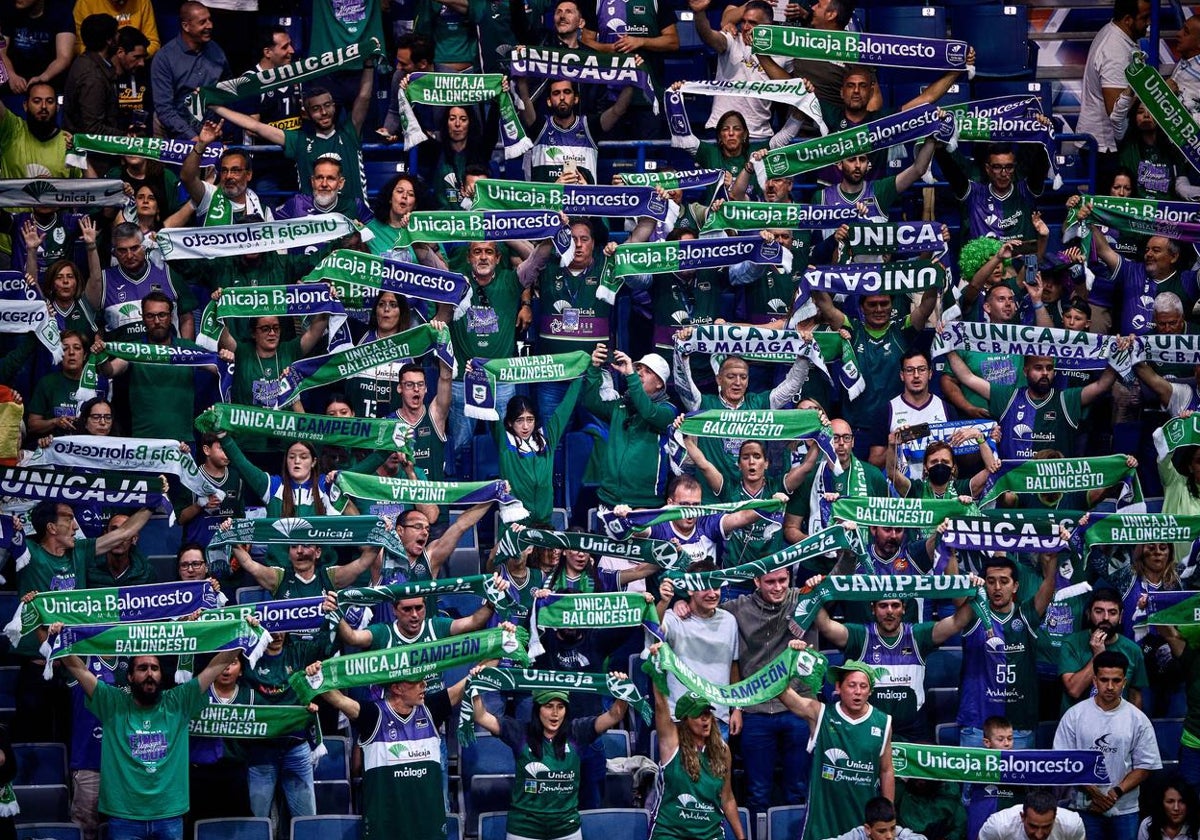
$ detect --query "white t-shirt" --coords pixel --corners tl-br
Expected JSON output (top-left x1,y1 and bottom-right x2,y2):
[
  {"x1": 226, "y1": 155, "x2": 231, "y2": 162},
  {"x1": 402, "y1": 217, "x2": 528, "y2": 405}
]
[
  {"x1": 707, "y1": 34, "x2": 791, "y2": 139},
  {"x1": 888, "y1": 393, "x2": 948, "y2": 479},
  {"x1": 1053, "y1": 698, "x2": 1162, "y2": 816},
  {"x1": 979, "y1": 805, "x2": 1085, "y2": 840},
  {"x1": 1075, "y1": 21, "x2": 1136, "y2": 152},
  {"x1": 1168, "y1": 381, "x2": 1199, "y2": 416},
  {"x1": 661, "y1": 608, "x2": 740, "y2": 722},
  {"x1": 1138, "y1": 816, "x2": 1197, "y2": 840}
]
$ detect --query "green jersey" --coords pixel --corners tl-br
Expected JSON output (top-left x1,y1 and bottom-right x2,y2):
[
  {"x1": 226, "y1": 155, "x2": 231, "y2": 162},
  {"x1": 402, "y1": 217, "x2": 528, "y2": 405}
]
[
  {"x1": 231, "y1": 338, "x2": 302, "y2": 451},
  {"x1": 284, "y1": 112, "x2": 367, "y2": 203},
  {"x1": 449, "y1": 270, "x2": 523, "y2": 378},
  {"x1": 88, "y1": 679, "x2": 206, "y2": 820},
  {"x1": 801, "y1": 703, "x2": 891, "y2": 840},
  {"x1": 843, "y1": 622, "x2": 938, "y2": 731},
  {"x1": 500, "y1": 715, "x2": 599, "y2": 840},
  {"x1": 29, "y1": 371, "x2": 87, "y2": 426},
  {"x1": 843, "y1": 317, "x2": 916, "y2": 431},
  {"x1": 956, "y1": 348, "x2": 1025, "y2": 410},
  {"x1": 535, "y1": 261, "x2": 611, "y2": 357},
  {"x1": 719, "y1": 474, "x2": 785, "y2": 564},
  {"x1": 369, "y1": 616, "x2": 455, "y2": 693},
  {"x1": 649, "y1": 748, "x2": 726, "y2": 840},
  {"x1": 16, "y1": 540, "x2": 95, "y2": 656},
  {"x1": 399, "y1": 407, "x2": 447, "y2": 482},
  {"x1": 129, "y1": 338, "x2": 204, "y2": 442},
  {"x1": 307, "y1": 0, "x2": 384, "y2": 65},
  {"x1": 1058, "y1": 630, "x2": 1149, "y2": 712},
  {"x1": 496, "y1": 378, "x2": 582, "y2": 525},
  {"x1": 988, "y1": 384, "x2": 1086, "y2": 461},
  {"x1": 650, "y1": 270, "x2": 724, "y2": 352}
]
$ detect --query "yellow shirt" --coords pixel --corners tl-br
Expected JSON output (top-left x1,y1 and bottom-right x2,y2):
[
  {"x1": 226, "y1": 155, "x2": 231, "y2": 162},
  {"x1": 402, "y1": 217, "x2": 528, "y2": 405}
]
[{"x1": 73, "y1": 0, "x2": 160, "y2": 54}]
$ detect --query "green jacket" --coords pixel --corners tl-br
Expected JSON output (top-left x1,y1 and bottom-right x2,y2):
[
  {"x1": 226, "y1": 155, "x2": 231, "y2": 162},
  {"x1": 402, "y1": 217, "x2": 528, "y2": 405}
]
[{"x1": 581, "y1": 367, "x2": 678, "y2": 507}]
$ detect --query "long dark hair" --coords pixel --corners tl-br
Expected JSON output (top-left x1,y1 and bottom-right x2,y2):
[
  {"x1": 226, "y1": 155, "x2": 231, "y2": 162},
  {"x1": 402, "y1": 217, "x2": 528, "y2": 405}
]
[
  {"x1": 504, "y1": 395, "x2": 548, "y2": 453},
  {"x1": 527, "y1": 698, "x2": 570, "y2": 760},
  {"x1": 714, "y1": 111, "x2": 750, "y2": 158},
  {"x1": 76, "y1": 396, "x2": 121, "y2": 435},
  {"x1": 372, "y1": 173, "x2": 426, "y2": 222},
  {"x1": 280, "y1": 441, "x2": 323, "y2": 517},
  {"x1": 545, "y1": 526, "x2": 604, "y2": 591},
  {"x1": 1145, "y1": 776, "x2": 1200, "y2": 840}
]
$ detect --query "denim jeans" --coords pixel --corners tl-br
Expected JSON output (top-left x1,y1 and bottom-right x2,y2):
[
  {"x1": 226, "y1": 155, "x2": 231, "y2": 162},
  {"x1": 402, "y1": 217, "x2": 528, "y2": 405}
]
[
  {"x1": 449, "y1": 380, "x2": 516, "y2": 473},
  {"x1": 1080, "y1": 810, "x2": 1140, "y2": 840},
  {"x1": 740, "y1": 711, "x2": 810, "y2": 814},
  {"x1": 246, "y1": 741, "x2": 316, "y2": 821},
  {"x1": 106, "y1": 817, "x2": 183, "y2": 840}
]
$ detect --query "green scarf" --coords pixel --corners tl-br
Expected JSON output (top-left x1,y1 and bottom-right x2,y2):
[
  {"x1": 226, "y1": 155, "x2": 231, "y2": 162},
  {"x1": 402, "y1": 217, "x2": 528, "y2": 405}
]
[
  {"x1": 1082, "y1": 513, "x2": 1200, "y2": 548},
  {"x1": 1154, "y1": 413, "x2": 1200, "y2": 462},
  {"x1": 195, "y1": 283, "x2": 348, "y2": 352},
  {"x1": 1126, "y1": 51, "x2": 1200, "y2": 176},
  {"x1": 890, "y1": 743, "x2": 1113, "y2": 786},
  {"x1": 290, "y1": 626, "x2": 528, "y2": 703},
  {"x1": 458, "y1": 667, "x2": 652, "y2": 743},
  {"x1": 666, "y1": 525, "x2": 862, "y2": 591},
  {"x1": 330, "y1": 472, "x2": 530, "y2": 522},
  {"x1": 792, "y1": 574, "x2": 990, "y2": 631},
  {"x1": 44, "y1": 618, "x2": 270, "y2": 678},
  {"x1": 464, "y1": 351, "x2": 592, "y2": 421},
  {"x1": 336, "y1": 573, "x2": 514, "y2": 610},
  {"x1": 679, "y1": 408, "x2": 824, "y2": 441},
  {"x1": 196, "y1": 404, "x2": 413, "y2": 454},
  {"x1": 494, "y1": 527, "x2": 687, "y2": 571},
  {"x1": 597, "y1": 236, "x2": 790, "y2": 303},
  {"x1": 188, "y1": 703, "x2": 317, "y2": 739},
  {"x1": 529, "y1": 591, "x2": 658, "y2": 656},
  {"x1": 981, "y1": 456, "x2": 1143, "y2": 506},
  {"x1": 65, "y1": 134, "x2": 223, "y2": 169},
  {"x1": 830, "y1": 497, "x2": 974, "y2": 529},
  {"x1": 206, "y1": 516, "x2": 405, "y2": 561},
  {"x1": 398, "y1": 73, "x2": 531, "y2": 159},
  {"x1": 196, "y1": 39, "x2": 382, "y2": 107},
  {"x1": 643, "y1": 642, "x2": 828, "y2": 707},
  {"x1": 0, "y1": 784, "x2": 15, "y2": 818}
]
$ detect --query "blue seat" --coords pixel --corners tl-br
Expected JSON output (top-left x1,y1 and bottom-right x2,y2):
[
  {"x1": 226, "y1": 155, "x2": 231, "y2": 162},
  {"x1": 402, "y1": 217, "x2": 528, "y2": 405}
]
[
  {"x1": 971, "y1": 79, "x2": 1052, "y2": 115},
  {"x1": 924, "y1": 647, "x2": 962, "y2": 689},
  {"x1": 601, "y1": 730, "x2": 631, "y2": 760},
  {"x1": 466, "y1": 775, "x2": 514, "y2": 831},
  {"x1": 0, "y1": 666, "x2": 16, "y2": 708},
  {"x1": 314, "y1": 780, "x2": 352, "y2": 815},
  {"x1": 137, "y1": 515, "x2": 180, "y2": 557},
  {"x1": 290, "y1": 816, "x2": 362, "y2": 840},
  {"x1": 925, "y1": 687, "x2": 958, "y2": 725},
  {"x1": 13, "y1": 785, "x2": 69, "y2": 824},
  {"x1": 563, "y1": 430, "x2": 598, "y2": 517},
  {"x1": 439, "y1": 591, "x2": 484, "y2": 619},
  {"x1": 17, "y1": 825, "x2": 81, "y2": 840},
  {"x1": 445, "y1": 508, "x2": 481, "y2": 551},
  {"x1": 950, "y1": 5, "x2": 1035, "y2": 77},
  {"x1": 478, "y1": 812, "x2": 507, "y2": 840},
  {"x1": 314, "y1": 736, "x2": 349, "y2": 782},
  {"x1": 891, "y1": 81, "x2": 970, "y2": 111},
  {"x1": 461, "y1": 734, "x2": 517, "y2": 777},
  {"x1": 447, "y1": 814, "x2": 462, "y2": 840},
  {"x1": 663, "y1": 54, "x2": 710, "y2": 87},
  {"x1": 195, "y1": 818, "x2": 272, "y2": 840},
  {"x1": 766, "y1": 805, "x2": 806, "y2": 840},
  {"x1": 445, "y1": 548, "x2": 482, "y2": 579},
  {"x1": 580, "y1": 809, "x2": 650, "y2": 840},
  {"x1": 362, "y1": 159, "x2": 408, "y2": 200},
  {"x1": 473, "y1": 433, "x2": 500, "y2": 481},
  {"x1": 236, "y1": 586, "x2": 271, "y2": 605},
  {"x1": 1154, "y1": 718, "x2": 1185, "y2": 762},
  {"x1": 935, "y1": 723, "x2": 959, "y2": 746},
  {"x1": 1036, "y1": 720, "x2": 1057, "y2": 750},
  {"x1": 723, "y1": 808, "x2": 752, "y2": 840},
  {"x1": 0, "y1": 591, "x2": 16, "y2": 650},
  {"x1": 867, "y1": 5, "x2": 947, "y2": 39},
  {"x1": 12, "y1": 744, "x2": 67, "y2": 786}
]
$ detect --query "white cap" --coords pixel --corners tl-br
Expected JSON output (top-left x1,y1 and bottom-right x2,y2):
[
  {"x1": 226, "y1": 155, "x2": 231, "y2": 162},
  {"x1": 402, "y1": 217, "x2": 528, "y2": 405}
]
[{"x1": 635, "y1": 353, "x2": 671, "y2": 386}]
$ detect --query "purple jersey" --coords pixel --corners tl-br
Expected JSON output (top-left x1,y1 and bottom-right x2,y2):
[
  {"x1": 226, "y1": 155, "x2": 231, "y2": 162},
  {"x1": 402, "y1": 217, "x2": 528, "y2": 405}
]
[{"x1": 647, "y1": 515, "x2": 727, "y2": 566}]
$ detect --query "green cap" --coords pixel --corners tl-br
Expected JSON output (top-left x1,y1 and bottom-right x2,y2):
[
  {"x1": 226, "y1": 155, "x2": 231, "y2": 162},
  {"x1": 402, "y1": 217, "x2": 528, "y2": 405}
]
[
  {"x1": 533, "y1": 690, "x2": 570, "y2": 705},
  {"x1": 674, "y1": 692, "x2": 713, "y2": 720},
  {"x1": 825, "y1": 659, "x2": 886, "y2": 689}
]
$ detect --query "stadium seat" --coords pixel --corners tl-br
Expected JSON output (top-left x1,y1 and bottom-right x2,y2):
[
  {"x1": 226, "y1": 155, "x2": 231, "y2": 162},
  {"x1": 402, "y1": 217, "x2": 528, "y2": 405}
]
[
  {"x1": 949, "y1": 5, "x2": 1036, "y2": 78},
  {"x1": 478, "y1": 811, "x2": 507, "y2": 840},
  {"x1": 314, "y1": 736, "x2": 349, "y2": 782},
  {"x1": 562, "y1": 430, "x2": 598, "y2": 517},
  {"x1": 890, "y1": 81, "x2": 970, "y2": 111},
  {"x1": 16, "y1": 824, "x2": 81, "y2": 840},
  {"x1": 1036, "y1": 721, "x2": 1058, "y2": 750},
  {"x1": 361, "y1": 160, "x2": 408, "y2": 199},
  {"x1": 460, "y1": 734, "x2": 517, "y2": 777},
  {"x1": 447, "y1": 814, "x2": 462, "y2": 840},
  {"x1": 935, "y1": 724, "x2": 959, "y2": 746},
  {"x1": 445, "y1": 547, "x2": 482, "y2": 579},
  {"x1": 601, "y1": 730, "x2": 631, "y2": 760},
  {"x1": 867, "y1": 6, "x2": 947, "y2": 40},
  {"x1": 925, "y1": 688, "x2": 958, "y2": 726},
  {"x1": 445, "y1": 509, "x2": 482, "y2": 551},
  {"x1": 971, "y1": 79, "x2": 1051, "y2": 115},
  {"x1": 13, "y1": 785, "x2": 70, "y2": 824},
  {"x1": 290, "y1": 815, "x2": 362, "y2": 840},
  {"x1": 1154, "y1": 718, "x2": 1185, "y2": 763},
  {"x1": 12, "y1": 744, "x2": 67, "y2": 786},
  {"x1": 314, "y1": 780, "x2": 352, "y2": 815},
  {"x1": 579, "y1": 808, "x2": 650, "y2": 840},
  {"x1": 723, "y1": 808, "x2": 752, "y2": 840},
  {"x1": 473, "y1": 433, "x2": 500, "y2": 481},
  {"x1": 439, "y1": 590, "x2": 484, "y2": 618},
  {"x1": 766, "y1": 805, "x2": 806, "y2": 840},
  {"x1": 195, "y1": 818, "x2": 272, "y2": 840},
  {"x1": 137, "y1": 516, "x2": 180, "y2": 558},
  {"x1": 466, "y1": 774, "x2": 514, "y2": 831},
  {"x1": 924, "y1": 647, "x2": 962, "y2": 689},
  {"x1": 236, "y1": 586, "x2": 271, "y2": 605}
]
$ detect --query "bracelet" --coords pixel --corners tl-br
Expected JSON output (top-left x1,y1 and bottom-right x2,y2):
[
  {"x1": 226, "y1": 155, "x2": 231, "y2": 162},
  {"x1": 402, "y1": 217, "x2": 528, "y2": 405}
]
[{"x1": 1032, "y1": 302, "x2": 1045, "y2": 310}]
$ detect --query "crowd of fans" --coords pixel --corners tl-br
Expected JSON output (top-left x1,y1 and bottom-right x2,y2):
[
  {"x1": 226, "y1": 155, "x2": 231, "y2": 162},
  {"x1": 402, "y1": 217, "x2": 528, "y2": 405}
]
[{"x1": 5, "y1": 0, "x2": 1200, "y2": 839}]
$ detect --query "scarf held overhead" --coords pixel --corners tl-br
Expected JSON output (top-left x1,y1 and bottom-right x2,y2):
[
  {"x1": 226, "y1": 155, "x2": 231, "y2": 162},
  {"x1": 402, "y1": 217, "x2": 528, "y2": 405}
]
[
  {"x1": 24, "y1": 435, "x2": 225, "y2": 501},
  {"x1": 398, "y1": 73, "x2": 531, "y2": 159},
  {"x1": 804, "y1": 259, "x2": 948, "y2": 297},
  {"x1": 336, "y1": 573, "x2": 515, "y2": 610},
  {"x1": 1127, "y1": 50, "x2": 1200, "y2": 175},
  {"x1": 330, "y1": 472, "x2": 530, "y2": 522},
  {"x1": 1082, "y1": 513, "x2": 1200, "y2": 548},
  {"x1": 197, "y1": 39, "x2": 382, "y2": 107},
  {"x1": 599, "y1": 498, "x2": 785, "y2": 540},
  {"x1": 750, "y1": 26, "x2": 971, "y2": 75},
  {"x1": 155, "y1": 214, "x2": 359, "y2": 261},
  {"x1": 472, "y1": 178, "x2": 673, "y2": 221},
  {"x1": 830, "y1": 497, "x2": 974, "y2": 529},
  {"x1": 0, "y1": 179, "x2": 127, "y2": 208},
  {"x1": 302, "y1": 249, "x2": 470, "y2": 316},
  {"x1": 1155, "y1": 414, "x2": 1200, "y2": 461},
  {"x1": 702, "y1": 201, "x2": 863, "y2": 233},
  {"x1": 196, "y1": 283, "x2": 351, "y2": 354},
  {"x1": 792, "y1": 574, "x2": 990, "y2": 630},
  {"x1": 0, "y1": 466, "x2": 173, "y2": 519},
  {"x1": 981, "y1": 456, "x2": 1143, "y2": 507},
  {"x1": 464, "y1": 351, "x2": 592, "y2": 421},
  {"x1": 195, "y1": 404, "x2": 413, "y2": 454},
  {"x1": 666, "y1": 525, "x2": 863, "y2": 591},
  {"x1": 66, "y1": 135, "x2": 224, "y2": 170},
  {"x1": 598, "y1": 236, "x2": 790, "y2": 303},
  {"x1": 494, "y1": 527, "x2": 688, "y2": 571},
  {"x1": 205, "y1": 516, "x2": 405, "y2": 562},
  {"x1": 932, "y1": 321, "x2": 1134, "y2": 377},
  {"x1": 509, "y1": 45, "x2": 656, "y2": 110},
  {"x1": 644, "y1": 642, "x2": 828, "y2": 707},
  {"x1": 389, "y1": 210, "x2": 574, "y2": 266}
]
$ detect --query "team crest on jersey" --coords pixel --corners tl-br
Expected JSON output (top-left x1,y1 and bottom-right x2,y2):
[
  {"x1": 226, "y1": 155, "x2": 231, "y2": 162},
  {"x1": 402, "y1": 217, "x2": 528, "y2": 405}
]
[{"x1": 1011, "y1": 618, "x2": 1023, "y2": 632}]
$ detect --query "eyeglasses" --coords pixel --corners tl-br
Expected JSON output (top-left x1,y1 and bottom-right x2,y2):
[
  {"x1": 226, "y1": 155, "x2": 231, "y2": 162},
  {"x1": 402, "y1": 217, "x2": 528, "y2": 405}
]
[
  {"x1": 831, "y1": 433, "x2": 854, "y2": 442},
  {"x1": 87, "y1": 413, "x2": 113, "y2": 422},
  {"x1": 402, "y1": 523, "x2": 430, "y2": 531},
  {"x1": 400, "y1": 382, "x2": 426, "y2": 390},
  {"x1": 219, "y1": 166, "x2": 248, "y2": 175},
  {"x1": 143, "y1": 311, "x2": 171, "y2": 321},
  {"x1": 256, "y1": 324, "x2": 281, "y2": 333},
  {"x1": 988, "y1": 163, "x2": 1016, "y2": 172},
  {"x1": 901, "y1": 366, "x2": 929, "y2": 375},
  {"x1": 179, "y1": 561, "x2": 206, "y2": 569}
]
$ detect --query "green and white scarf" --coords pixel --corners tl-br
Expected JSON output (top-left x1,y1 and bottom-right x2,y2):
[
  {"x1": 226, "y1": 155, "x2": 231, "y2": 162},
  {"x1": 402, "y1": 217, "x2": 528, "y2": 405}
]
[
  {"x1": 750, "y1": 26, "x2": 972, "y2": 75},
  {"x1": 1127, "y1": 51, "x2": 1200, "y2": 175},
  {"x1": 302, "y1": 249, "x2": 471, "y2": 318},
  {"x1": 206, "y1": 515, "x2": 405, "y2": 562},
  {"x1": 981, "y1": 456, "x2": 1144, "y2": 508},
  {"x1": 0, "y1": 178, "x2": 126, "y2": 208},
  {"x1": 458, "y1": 667, "x2": 651, "y2": 743},
  {"x1": 666, "y1": 525, "x2": 863, "y2": 591},
  {"x1": 702, "y1": 200, "x2": 864, "y2": 233},
  {"x1": 643, "y1": 641, "x2": 828, "y2": 707},
  {"x1": 1136, "y1": 333, "x2": 1200, "y2": 369},
  {"x1": 932, "y1": 321, "x2": 1134, "y2": 377},
  {"x1": 804, "y1": 259, "x2": 948, "y2": 297},
  {"x1": 529, "y1": 591, "x2": 658, "y2": 656},
  {"x1": 44, "y1": 618, "x2": 270, "y2": 678},
  {"x1": 890, "y1": 743, "x2": 1112, "y2": 786},
  {"x1": 598, "y1": 236, "x2": 790, "y2": 303},
  {"x1": 397, "y1": 73, "x2": 531, "y2": 159},
  {"x1": 290, "y1": 626, "x2": 528, "y2": 703},
  {"x1": 1154, "y1": 414, "x2": 1200, "y2": 462},
  {"x1": 195, "y1": 283, "x2": 350, "y2": 354},
  {"x1": 464, "y1": 351, "x2": 592, "y2": 421},
  {"x1": 599, "y1": 498, "x2": 785, "y2": 540},
  {"x1": 196, "y1": 39, "x2": 382, "y2": 108},
  {"x1": 679, "y1": 408, "x2": 824, "y2": 441},
  {"x1": 0, "y1": 784, "x2": 16, "y2": 818},
  {"x1": 472, "y1": 178, "x2": 674, "y2": 222},
  {"x1": 155, "y1": 214, "x2": 359, "y2": 261},
  {"x1": 1082, "y1": 513, "x2": 1200, "y2": 548},
  {"x1": 330, "y1": 472, "x2": 530, "y2": 522},
  {"x1": 189, "y1": 702, "x2": 318, "y2": 739},
  {"x1": 24, "y1": 435, "x2": 224, "y2": 501},
  {"x1": 494, "y1": 527, "x2": 687, "y2": 571},
  {"x1": 336, "y1": 573, "x2": 514, "y2": 610},
  {"x1": 792, "y1": 574, "x2": 989, "y2": 630},
  {"x1": 195, "y1": 404, "x2": 413, "y2": 454},
  {"x1": 65, "y1": 134, "x2": 223, "y2": 170},
  {"x1": 80, "y1": 340, "x2": 230, "y2": 405},
  {"x1": 830, "y1": 497, "x2": 975, "y2": 529}
]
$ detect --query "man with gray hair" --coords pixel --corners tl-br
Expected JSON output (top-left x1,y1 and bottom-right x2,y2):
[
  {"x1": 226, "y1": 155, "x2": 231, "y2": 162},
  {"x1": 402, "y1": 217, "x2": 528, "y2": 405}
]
[{"x1": 1084, "y1": 220, "x2": 1197, "y2": 333}]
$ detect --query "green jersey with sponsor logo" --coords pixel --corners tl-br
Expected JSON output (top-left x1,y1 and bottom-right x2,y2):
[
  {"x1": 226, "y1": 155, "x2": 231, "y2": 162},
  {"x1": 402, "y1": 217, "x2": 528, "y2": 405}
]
[
  {"x1": 500, "y1": 715, "x2": 600, "y2": 840},
  {"x1": 649, "y1": 748, "x2": 725, "y2": 840},
  {"x1": 801, "y1": 703, "x2": 891, "y2": 840}
]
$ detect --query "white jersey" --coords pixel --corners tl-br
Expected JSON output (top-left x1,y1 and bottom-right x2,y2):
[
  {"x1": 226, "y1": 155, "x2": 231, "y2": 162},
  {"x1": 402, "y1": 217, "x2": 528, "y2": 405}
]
[{"x1": 888, "y1": 393, "x2": 947, "y2": 478}]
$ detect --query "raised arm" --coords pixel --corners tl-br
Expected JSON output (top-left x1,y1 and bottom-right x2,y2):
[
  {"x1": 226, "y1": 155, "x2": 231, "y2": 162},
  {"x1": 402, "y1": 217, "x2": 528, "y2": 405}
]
[
  {"x1": 945, "y1": 351, "x2": 991, "y2": 402},
  {"x1": 1135, "y1": 361, "x2": 1174, "y2": 408},
  {"x1": 59, "y1": 654, "x2": 98, "y2": 698},
  {"x1": 651, "y1": 668, "x2": 680, "y2": 760},
  {"x1": 1080, "y1": 366, "x2": 1117, "y2": 408},
  {"x1": 195, "y1": 649, "x2": 241, "y2": 691},
  {"x1": 682, "y1": 432, "x2": 725, "y2": 497},
  {"x1": 229, "y1": 543, "x2": 284, "y2": 592},
  {"x1": 811, "y1": 292, "x2": 848, "y2": 331},
  {"x1": 328, "y1": 546, "x2": 382, "y2": 589},
  {"x1": 81, "y1": 216, "x2": 103, "y2": 309},
  {"x1": 471, "y1": 686, "x2": 503, "y2": 736},
  {"x1": 688, "y1": 0, "x2": 727, "y2": 52},
  {"x1": 211, "y1": 106, "x2": 286, "y2": 146},
  {"x1": 894, "y1": 137, "x2": 937, "y2": 194},
  {"x1": 427, "y1": 501, "x2": 495, "y2": 571},
  {"x1": 94, "y1": 507, "x2": 153, "y2": 554},
  {"x1": 350, "y1": 61, "x2": 376, "y2": 134},
  {"x1": 181, "y1": 120, "x2": 224, "y2": 207}
]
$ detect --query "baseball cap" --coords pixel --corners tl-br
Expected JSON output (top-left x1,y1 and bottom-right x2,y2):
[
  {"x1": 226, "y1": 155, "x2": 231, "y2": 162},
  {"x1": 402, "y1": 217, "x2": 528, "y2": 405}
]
[
  {"x1": 826, "y1": 659, "x2": 886, "y2": 689},
  {"x1": 674, "y1": 692, "x2": 713, "y2": 720},
  {"x1": 533, "y1": 689, "x2": 570, "y2": 705}
]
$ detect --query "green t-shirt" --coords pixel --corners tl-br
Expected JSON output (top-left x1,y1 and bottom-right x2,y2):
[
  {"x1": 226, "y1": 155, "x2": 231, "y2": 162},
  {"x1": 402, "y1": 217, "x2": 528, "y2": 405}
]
[
  {"x1": 449, "y1": 270, "x2": 523, "y2": 377},
  {"x1": 306, "y1": 0, "x2": 384, "y2": 64},
  {"x1": 414, "y1": 0, "x2": 474, "y2": 64},
  {"x1": 500, "y1": 715, "x2": 598, "y2": 840},
  {"x1": 988, "y1": 384, "x2": 1086, "y2": 461},
  {"x1": 16, "y1": 539, "x2": 95, "y2": 656},
  {"x1": 284, "y1": 112, "x2": 367, "y2": 203},
  {"x1": 801, "y1": 703, "x2": 891, "y2": 840},
  {"x1": 696, "y1": 391, "x2": 773, "y2": 503},
  {"x1": 231, "y1": 337, "x2": 303, "y2": 450},
  {"x1": 1057, "y1": 630, "x2": 1149, "y2": 713},
  {"x1": 87, "y1": 679, "x2": 206, "y2": 820},
  {"x1": 649, "y1": 748, "x2": 725, "y2": 840},
  {"x1": 694, "y1": 141, "x2": 768, "y2": 181},
  {"x1": 842, "y1": 316, "x2": 916, "y2": 431},
  {"x1": 956, "y1": 348, "x2": 1025, "y2": 410},
  {"x1": 29, "y1": 371, "x2": 85, "y2": 426},
  {"x1": 129, "y1": 338, "x2": 205, "y2": 442},
  {"x1": 535, "y1": 261, "x2": 611, "y2": 357},
  {"x1": 719, "y1": 474, "x2": 785, "y2": 564}
]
